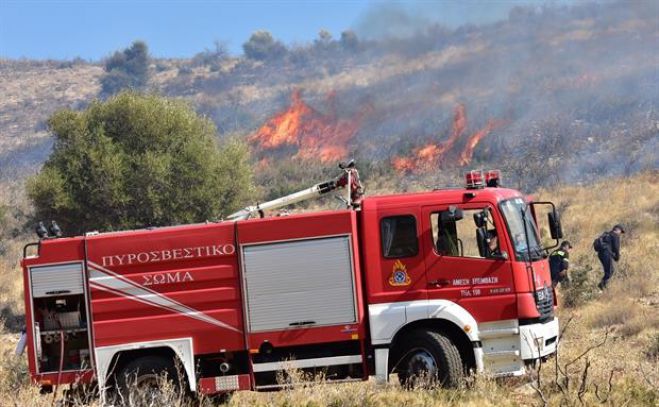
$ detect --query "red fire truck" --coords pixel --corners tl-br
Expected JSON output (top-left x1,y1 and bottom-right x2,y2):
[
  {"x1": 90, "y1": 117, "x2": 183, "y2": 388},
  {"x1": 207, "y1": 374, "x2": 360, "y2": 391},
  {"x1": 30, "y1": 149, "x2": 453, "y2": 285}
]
[{"x1": 19, "y1": 165, "x2": 562, "y2": 397}]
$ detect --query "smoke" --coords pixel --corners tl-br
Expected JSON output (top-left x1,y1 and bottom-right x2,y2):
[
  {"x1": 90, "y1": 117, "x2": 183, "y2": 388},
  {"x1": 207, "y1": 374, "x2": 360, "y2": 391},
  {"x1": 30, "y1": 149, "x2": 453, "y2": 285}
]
[
  {"x1": 353, "y1": 1, "x2": 559, "y2": 40},
  {"x1": 184, "y1": 0, "x2": 659, "y2": 191}
]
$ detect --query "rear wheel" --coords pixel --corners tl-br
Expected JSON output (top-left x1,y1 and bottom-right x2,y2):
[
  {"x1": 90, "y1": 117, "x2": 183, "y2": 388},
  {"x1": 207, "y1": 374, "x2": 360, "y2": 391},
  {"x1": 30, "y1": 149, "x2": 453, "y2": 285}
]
[
  {"x1": 114, "y1": 355, "x2": 186, "y2": 404},
  {"x1": 394, "y1": 330, "x2": 464, "y2": 388}
]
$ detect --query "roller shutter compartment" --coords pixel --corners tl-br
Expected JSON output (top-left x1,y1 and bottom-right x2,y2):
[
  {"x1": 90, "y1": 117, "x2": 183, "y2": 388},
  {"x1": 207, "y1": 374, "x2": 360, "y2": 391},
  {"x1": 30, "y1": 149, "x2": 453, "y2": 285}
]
[
  {"x1": 30, "y1": 263, "x2": 84, "y2": 298},
  {"x1": 243, "y1": 236, "x2": 357, "y2": 332}
]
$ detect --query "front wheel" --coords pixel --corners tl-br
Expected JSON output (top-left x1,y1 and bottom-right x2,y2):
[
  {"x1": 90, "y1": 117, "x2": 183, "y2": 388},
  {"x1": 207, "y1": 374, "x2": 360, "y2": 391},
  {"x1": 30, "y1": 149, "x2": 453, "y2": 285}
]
[{"x1": 394, "y1": 330, "x2": 464, "y2": 388}]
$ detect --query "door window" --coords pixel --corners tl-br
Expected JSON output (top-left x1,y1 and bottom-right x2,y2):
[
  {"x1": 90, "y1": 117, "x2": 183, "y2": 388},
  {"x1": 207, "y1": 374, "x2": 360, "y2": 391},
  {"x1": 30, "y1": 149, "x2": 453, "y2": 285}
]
[
  {"x1": 380, "y1": 215, "x2": 419, "y2": 258},
  {"x1": 430, "y1": 208, "x2": 499, "y2": 258}
]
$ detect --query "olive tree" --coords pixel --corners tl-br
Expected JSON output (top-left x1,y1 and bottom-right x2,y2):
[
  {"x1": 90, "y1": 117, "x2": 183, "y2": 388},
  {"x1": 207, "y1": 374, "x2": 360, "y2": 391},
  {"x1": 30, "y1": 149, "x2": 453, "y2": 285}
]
[
  {"x1": 28, "y1": 92, "x2": 254, "y2": 234},
  {"x1": 101, "y1": 41, "x2": 151, "y2": 95},
  {"x1": 242, "y1": 30, "x2": 287, "y2": 61}
]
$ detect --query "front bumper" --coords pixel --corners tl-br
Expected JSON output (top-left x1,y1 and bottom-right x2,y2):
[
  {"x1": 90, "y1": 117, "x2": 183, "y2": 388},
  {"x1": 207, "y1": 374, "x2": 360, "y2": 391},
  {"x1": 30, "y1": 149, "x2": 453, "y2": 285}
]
[{"x1": 519, "y1": 317, "x2": 559, "y2": 360}]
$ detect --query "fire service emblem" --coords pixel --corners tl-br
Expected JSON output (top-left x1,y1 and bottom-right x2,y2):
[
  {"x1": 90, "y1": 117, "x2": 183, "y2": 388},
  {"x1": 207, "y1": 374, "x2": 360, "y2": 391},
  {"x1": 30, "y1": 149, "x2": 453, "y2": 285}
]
[{"x1": 388, "y1": 260, "x2": 411, "y2": 287}]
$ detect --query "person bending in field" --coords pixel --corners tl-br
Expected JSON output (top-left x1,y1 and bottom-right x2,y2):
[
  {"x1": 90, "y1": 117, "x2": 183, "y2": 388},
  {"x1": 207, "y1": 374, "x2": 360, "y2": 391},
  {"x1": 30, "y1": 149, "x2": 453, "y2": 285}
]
[{"x1": 549, "y1": 241, "x2": 572, "y2": 288}]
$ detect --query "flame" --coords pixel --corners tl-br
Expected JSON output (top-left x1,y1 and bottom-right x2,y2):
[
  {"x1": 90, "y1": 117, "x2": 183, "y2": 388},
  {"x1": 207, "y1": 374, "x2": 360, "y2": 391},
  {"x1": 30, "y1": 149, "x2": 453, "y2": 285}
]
[
  {"x1": 250, "y1": 89, "x2": 368, "y2": 163},
  {"x1": 458, "y1": 120, "x2": 499, "y2": 166},
  {"x1": 392, "y1": 156, "x2": 416, "y2": 172},
  {"x1": 392, "y1": 104, "x2": 504, "y2": 172}
]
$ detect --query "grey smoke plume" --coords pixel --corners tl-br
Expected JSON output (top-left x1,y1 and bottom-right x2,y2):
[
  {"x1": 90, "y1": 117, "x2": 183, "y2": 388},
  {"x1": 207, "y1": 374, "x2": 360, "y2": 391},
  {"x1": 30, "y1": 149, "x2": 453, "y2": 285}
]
[{"x1": 353, "y1": 1, "x2": 563, "y2": 39}]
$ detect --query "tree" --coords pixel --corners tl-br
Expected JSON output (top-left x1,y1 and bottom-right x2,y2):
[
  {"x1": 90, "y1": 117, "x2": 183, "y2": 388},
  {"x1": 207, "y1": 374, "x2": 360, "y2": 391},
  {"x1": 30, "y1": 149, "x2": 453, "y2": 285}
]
[
  {"x1": 315, "y1": 29, "x2": 334, "y2": 48},
  {"x1": 192, "y1": 40, "x2": 230, "y2": 68},
  {"x1": 340, "y1": 30, "x2": 360, "y2": 52},
  {"x1": 242, "y1": 30, "x2": 287, "y2": 61},
  {"x1": 28, "y1": 92, "x2": 254, "y2": 234},
  {"x1": 101, "y1": 41, "x2": 151, "y2": 95}
]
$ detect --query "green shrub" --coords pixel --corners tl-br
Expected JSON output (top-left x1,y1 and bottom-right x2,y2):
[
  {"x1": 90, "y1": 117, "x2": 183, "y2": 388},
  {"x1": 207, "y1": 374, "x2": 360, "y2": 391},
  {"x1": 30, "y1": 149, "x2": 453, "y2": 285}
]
[
  {"x1": 101, "y1": 41, "x2": 150, "y2": 95},
  {"x1": 28, "y1": 92, "x2": 254, "y2": 234},
  {"x1": 562, "y1": 263, "x2": 598, "y2": 308},
  {"x1": 646, "y1": 332, "x2": 659, "y2": 360},
  {"x1": 243, "y1": 30, "x2": 287, "y2": 61}
]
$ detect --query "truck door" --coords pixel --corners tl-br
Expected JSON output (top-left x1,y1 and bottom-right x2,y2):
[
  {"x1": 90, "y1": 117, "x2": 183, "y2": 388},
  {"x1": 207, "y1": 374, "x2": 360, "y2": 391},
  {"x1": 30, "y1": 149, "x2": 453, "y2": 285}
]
[
  {"x1": 421, "y1": 203, "x2": 517, "y2": 322},
  {"x1": 370, "y1": 209, "x2": 427, "y2": 304}
]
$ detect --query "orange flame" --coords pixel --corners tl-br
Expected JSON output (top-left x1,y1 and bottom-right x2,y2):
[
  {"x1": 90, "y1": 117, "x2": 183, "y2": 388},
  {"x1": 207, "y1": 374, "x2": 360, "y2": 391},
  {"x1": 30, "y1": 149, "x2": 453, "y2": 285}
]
[
  {"x1": 393, "y1": 104, "x2": 470, "y2": 172},
  {"x1": 250, "y1": 90, "x2": 368, "y2": 163},
  {"x1": 458, "y1": 120, "x2": 499, "y2": 166},
  {"x1": 392, "y1": 104, "x2": 503, "y2": 172}
]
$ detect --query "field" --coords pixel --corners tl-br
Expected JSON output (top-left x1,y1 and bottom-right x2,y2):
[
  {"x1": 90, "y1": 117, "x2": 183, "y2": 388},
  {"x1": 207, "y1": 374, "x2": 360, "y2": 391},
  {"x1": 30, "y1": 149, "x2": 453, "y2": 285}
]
[{"x1": 0, "y1": 171, "x2": 657, "y2": 406}]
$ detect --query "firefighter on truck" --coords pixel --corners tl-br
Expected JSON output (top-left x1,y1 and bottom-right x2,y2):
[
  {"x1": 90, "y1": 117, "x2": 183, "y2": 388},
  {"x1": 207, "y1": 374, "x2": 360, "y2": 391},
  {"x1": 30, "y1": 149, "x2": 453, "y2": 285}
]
[{"x1": 18, "y1": 165, "x2": 562, "y2": 399}]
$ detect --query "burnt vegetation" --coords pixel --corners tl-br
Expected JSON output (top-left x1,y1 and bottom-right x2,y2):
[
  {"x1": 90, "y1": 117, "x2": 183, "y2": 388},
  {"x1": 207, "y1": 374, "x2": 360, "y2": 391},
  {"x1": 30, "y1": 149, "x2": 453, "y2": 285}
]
[
  {"x1": 164, "y1": 0, "x2": 657, "y2": 195},
  {"x1": 1, "y1": 1, "x2": 657, "y2": 198}
]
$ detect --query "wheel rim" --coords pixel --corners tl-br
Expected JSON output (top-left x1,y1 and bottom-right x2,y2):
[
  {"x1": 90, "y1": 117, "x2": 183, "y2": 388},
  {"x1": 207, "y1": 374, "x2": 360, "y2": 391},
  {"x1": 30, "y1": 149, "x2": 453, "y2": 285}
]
[
  {"x1": 406, "y1": 347, "x2": 438, "y2": 379},
  {"x1": 134, "y1": 372, "x2": 163, "y2": 398},
  {"x1": 135, "y1": 373, "x2": 159, "y2": 389}
]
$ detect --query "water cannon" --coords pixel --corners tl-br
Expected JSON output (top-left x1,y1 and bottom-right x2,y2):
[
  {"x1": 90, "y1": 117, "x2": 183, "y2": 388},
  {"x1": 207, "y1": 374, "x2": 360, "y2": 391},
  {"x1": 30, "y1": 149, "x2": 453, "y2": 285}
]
[
  {"x1": 339, "y1": 159, "x2": 355, "y2": 170},
  {"x1": 227, "y1": 160, "x2": 363, "y2": 221}
]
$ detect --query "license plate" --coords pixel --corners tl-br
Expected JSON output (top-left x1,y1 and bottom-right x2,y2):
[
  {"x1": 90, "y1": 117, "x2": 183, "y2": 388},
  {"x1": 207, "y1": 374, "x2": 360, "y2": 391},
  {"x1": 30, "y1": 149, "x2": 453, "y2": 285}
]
[{"x1": 537, "y1": 289, "x2": 546, "y2": 301}]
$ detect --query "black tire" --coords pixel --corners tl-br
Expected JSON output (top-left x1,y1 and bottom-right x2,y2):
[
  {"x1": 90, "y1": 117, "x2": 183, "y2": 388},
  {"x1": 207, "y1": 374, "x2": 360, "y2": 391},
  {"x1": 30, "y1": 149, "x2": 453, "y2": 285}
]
[
  {"x1": 114, "y1": 355, "x2": 185, "y2": 404},
  {"x1": 394, "y1": 329, "x2": 464, "y2": 388}
]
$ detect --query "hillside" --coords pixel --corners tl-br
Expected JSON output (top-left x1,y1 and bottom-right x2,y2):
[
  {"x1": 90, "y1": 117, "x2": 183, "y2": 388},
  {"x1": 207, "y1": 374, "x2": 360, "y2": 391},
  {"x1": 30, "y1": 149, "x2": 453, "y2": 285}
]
[
  {"x1": 0, "y1": 171, "x2": 656, "y2": 406},
  {"x1": 1, "y1": 1, "x2": 657, "y2": 194}
]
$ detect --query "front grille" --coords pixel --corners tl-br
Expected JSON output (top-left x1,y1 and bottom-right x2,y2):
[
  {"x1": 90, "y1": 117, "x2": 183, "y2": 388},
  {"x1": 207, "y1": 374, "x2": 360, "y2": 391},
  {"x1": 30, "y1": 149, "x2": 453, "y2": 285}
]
[{"x1": 536, "y1": 286, "x2": 554, "y2": 321}]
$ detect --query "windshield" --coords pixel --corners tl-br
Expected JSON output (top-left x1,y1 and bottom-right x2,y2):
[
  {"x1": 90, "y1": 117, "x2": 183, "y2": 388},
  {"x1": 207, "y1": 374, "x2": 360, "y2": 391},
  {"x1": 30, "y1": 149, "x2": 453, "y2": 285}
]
[{"x1": 500, "y1": 198, "x2": 543, "y2": 261}]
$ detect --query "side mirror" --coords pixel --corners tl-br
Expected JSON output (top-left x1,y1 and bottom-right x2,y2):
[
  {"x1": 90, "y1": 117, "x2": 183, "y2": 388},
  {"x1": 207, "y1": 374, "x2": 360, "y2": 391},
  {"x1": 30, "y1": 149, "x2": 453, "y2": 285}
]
[
  {"x1": 489, "y1": 251, "x2": 509, "y2": 260},
  {"x1": 441, "y1": 206, "x2": 464, "y2": 222},
  {"x1": 476, "y1": 228, "x2": 488, "y2": 257},
  {"x1": 548, "y1": 211, "x2": 563, "y2": 239}
]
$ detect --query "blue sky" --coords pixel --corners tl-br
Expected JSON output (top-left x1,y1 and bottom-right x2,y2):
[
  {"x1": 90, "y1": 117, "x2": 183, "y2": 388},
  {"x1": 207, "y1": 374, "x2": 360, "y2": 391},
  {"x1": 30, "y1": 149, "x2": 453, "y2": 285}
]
[{"x1": 0, "y1": 1, "x2": 571, "y2": 60}]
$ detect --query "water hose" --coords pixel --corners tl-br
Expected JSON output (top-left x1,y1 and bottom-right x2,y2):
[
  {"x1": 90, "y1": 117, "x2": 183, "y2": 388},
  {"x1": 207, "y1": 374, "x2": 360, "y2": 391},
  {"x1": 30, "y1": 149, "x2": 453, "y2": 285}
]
[{"x1": 52, "y1": 330, "x2": 65, "y2": 405}]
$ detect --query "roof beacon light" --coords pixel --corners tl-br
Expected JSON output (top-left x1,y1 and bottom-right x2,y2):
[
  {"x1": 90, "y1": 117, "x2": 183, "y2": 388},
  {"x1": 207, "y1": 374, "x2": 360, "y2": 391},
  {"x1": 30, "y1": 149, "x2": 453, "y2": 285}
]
[
  {"x1": 465, "y1": 170, "x2": 485, "y2": 189},
  {"x1": 485, "y1": 170, "x2": 501, "y2": 187}
]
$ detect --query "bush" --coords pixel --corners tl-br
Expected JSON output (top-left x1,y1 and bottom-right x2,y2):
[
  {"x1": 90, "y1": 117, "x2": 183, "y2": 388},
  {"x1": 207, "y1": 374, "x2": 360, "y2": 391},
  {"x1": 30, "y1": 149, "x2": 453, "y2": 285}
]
[
  {"x1": 243, "y1": 30, "x2": 287, "y2": 61},
  {"x1": 192, "y1": 40, "x2": 229, "y2": 68},
  {"x1": 646, "y1": 333, "x2": 659, "y2": 360},
  {"x1": 340, "y1": 30, "x2": 360, "y2": 52},
  {"x1": 562, "y1": 262, "x2": 598, "y2": 308},
  {"x1": 101, "y1": 41, "x2": 150, "y2": 95},
  {"x1": 27, "y1": 92, "x2": 254, "y2": 234}
]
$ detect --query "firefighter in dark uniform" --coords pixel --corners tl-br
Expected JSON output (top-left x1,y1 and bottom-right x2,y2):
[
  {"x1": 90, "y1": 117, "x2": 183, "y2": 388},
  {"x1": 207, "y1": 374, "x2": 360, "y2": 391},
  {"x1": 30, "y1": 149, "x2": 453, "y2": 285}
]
[
  {"x1": 487, "y1": 230, "x2": 501, "y2": 257},
  {"x1": 549, "y1": 241, "x2": 572, "y2": 288},
  {"x1": 595, "y1": 224, "x2": 625, "y2": 290}
]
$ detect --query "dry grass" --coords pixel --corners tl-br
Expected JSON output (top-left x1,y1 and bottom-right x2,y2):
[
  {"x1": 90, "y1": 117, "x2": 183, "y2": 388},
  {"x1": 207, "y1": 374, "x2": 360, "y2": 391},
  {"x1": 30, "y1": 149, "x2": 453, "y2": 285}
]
[
  {"x1": 0, "y1": 172, "x2": 657, "y2": 406},
  {"x1": 0, "y1": 62, "x2": 103, "y2": 155}
]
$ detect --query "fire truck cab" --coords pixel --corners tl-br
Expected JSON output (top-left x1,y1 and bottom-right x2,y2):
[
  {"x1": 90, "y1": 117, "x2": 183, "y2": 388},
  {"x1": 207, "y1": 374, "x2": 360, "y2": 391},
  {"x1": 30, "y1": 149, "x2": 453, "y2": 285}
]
[{"x1": 19, "y1": 169, "x2": 561, "y2": 396}]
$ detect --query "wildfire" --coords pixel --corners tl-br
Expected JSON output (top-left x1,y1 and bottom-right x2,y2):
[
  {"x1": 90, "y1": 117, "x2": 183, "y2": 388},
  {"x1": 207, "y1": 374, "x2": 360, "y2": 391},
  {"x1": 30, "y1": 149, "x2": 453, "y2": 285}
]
[
  {"x1": 250, "y1": 89, "x2": 368, "y2": 163},
  {"x1": 458, "y1": 120, "x2": 499, "y2": 166},
  {"x1": 393, "y1": 104, "x2": 501, "y2": 172}
]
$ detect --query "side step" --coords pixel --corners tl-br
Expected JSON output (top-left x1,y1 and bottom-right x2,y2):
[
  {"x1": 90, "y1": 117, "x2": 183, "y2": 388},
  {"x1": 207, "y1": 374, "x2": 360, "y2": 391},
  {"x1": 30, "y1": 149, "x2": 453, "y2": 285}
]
[
  {"x1": 255, "y1": 377, "x2": 363, "y2": 390},
  {"x1": 482, "y1": 349, "x2": 521, "y2": 359},
  {"x1": 252, "y1": 355, "x2": 363, "y2": 373},
  {"x1": 479, "y1": 327, "x2": 520, "y2": 339}
]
